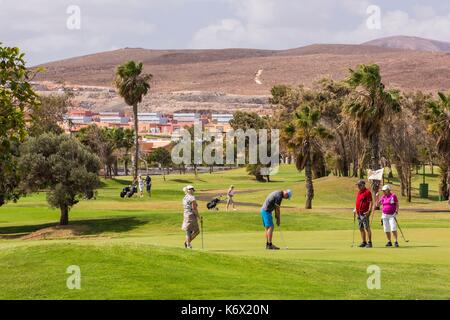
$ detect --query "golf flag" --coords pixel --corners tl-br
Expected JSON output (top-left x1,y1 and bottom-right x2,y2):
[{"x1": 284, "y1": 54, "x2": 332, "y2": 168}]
[{"x1": 368, "y1": 168, "x2": 384, "y2": 181}]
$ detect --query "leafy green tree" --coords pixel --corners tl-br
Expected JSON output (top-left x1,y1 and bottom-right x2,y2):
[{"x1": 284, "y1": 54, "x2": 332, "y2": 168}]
[
  {"x1": 114, "y1": 61, "x2": 152, "y2": 181},
  {"x1": 28, "y1": 93, "x2": 72, "y2": 136},
  {"x1": 284, "y1": 104, "x2": 332, "y2": 209},
  {"x1": 344, "y1": 64, "x2": 400, "y2": 194},
  {"x1": 18, "y1": 133, "x2": 100, "y2": 225},
  {"x1": 149, "y1": 147, "x2": 172, "y2": 181},
  {"x1": 425, "y1": 91, "x2": 450, "y2": 202},
  {"x1": 0, "y1": 44, "x2": 40, "y2": 206},
  {"x1": 230, "y1": 111, "x2": 272, "y2": 181},
  {"x1": 76, "y1": 126, "x2": 117, "y2": 178},
  {"x1": 117, "y1": 128, "x2": 135, "y2": 176}
]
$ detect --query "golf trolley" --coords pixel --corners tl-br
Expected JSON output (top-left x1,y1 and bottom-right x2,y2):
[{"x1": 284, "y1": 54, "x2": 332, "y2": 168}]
[{"x1": 206, "y1": 195, "x2": 224, "y2": 210}]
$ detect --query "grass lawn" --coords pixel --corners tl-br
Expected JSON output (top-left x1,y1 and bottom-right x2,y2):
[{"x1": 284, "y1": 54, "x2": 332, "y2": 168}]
[{"x1": 0, "y1": 165, "x2": 449, "y2": 300}]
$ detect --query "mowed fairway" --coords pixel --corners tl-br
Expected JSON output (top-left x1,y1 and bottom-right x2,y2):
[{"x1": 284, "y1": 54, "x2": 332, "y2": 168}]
[{"x1": 0, "y1": 165, "x2": 449, "y2": 300}]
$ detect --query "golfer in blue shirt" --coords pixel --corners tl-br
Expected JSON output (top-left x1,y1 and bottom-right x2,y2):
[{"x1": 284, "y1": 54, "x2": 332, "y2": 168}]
[{"x1": 261, "y1": 189, "x2": 292, "y2": 250}]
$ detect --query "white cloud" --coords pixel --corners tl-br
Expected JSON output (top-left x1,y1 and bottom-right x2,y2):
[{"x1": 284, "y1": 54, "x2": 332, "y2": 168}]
[
  {"x1": 334, "y1": 7, "x2": 450, "y2": 44},
  {"x1": 191, "y1": 0, "x2": 450, "y2": 49},
  {"x1": 1, "y1": 0, "x2": 449, "y2": 65}
]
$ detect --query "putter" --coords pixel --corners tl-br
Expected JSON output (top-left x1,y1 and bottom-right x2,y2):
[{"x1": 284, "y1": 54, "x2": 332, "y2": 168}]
[
  {"x1": 394, "y1": 217, "x2": 410, "y2": 243},
  {"x1": 200, "y1": 217, "x2": 204, "y2": 249},
  {"x1": 352, "y1": 197, "x2": 365, "y2": 247},
  {"x1": 279, "y1": 225, "x2": 288, "y2": 249},
  {"x1": 351, "y1": 210, "x2": 356, "y2": 248}
]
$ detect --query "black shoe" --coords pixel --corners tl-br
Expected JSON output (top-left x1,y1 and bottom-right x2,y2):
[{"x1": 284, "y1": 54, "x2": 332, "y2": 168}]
[
  {"x1": 386, "y1": 241, "x2": 393, "y2": 247},
  {"x1": 365, "y1": 242, "x2": 373, "y2": 248},
  {"x1": 267, "y1": 244, "x2": 280, "y2": 250},
  {"x1": 395, "y1": 242, "x2": 399, "y2": 247},
  {"x1": 358, "y1": 242, "x2": 367, "y2": 248}
]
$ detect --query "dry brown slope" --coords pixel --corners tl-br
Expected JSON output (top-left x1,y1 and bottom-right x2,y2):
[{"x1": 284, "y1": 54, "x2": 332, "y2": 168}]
[{"x1": 35, "y1": 44, "x2": 450, "y2": 94}]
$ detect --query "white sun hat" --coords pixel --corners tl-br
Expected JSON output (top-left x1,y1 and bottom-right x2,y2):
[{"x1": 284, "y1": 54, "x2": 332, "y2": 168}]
[{"x1": 382, "y1": 185, "x2": 391, "y2": 191}]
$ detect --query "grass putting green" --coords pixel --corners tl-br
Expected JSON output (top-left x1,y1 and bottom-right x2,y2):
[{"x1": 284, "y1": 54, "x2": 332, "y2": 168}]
[{"x1": 0, "y1": 165, "x2": 449, "y2": 299}]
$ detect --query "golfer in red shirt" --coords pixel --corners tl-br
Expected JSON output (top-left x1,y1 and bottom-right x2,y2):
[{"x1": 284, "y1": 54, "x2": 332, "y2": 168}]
[{"x1": 354, "y1": 180, "x2": 373, "y2": 248}]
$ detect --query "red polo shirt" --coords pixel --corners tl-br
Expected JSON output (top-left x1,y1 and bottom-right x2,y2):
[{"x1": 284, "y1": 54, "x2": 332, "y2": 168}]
[{"x1": 356, "y1": 188, "x2": 372, "y2": 215}]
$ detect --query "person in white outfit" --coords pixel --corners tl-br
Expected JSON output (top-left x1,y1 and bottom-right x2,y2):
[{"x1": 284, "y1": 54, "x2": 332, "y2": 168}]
[
  {"x1": 226, "y1": 185, "x2": 236, "y2": 211},
  {"x1": 138, "y1": 177, "x2": 145, "y2": 198},
  {"x1": 181, "y1": 185, "x2": 201, "y2": 249}
]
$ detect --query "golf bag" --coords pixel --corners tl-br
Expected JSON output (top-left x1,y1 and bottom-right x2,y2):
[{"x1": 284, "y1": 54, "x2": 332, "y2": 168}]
[
  {"x1": 127, "y1": 185, "x2": 138, "y2": 198},
  {"x1": 120, "y1": 186, "x2": 130, "y2": 198},
  {"x1": 207, "y1": 196, "x2": 222, "y2": 210}
]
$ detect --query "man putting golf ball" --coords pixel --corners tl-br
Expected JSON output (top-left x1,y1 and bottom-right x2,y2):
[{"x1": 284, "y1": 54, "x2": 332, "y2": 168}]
[
  {"x1": 354, "y1": 180, "x2": 373, "y2": 248},
  {"x1": 182, "y1": 185, "x2": 201, "y2": 249},
  {"x1": 260, "y1": 189, "x2": 292, "y2": 250}
]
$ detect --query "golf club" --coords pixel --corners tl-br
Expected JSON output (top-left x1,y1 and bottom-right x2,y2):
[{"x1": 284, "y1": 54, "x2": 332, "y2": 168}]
[
  {"x1": 351, "y1": 210, "x2": 356, "y2": 248},
  {"x1": 200, "y1": 216, "x2": 204, "y2": 249},
  {"x1": 394, "y1": 217, "x2": 410, "y2": 243},
  {"x1": 279, "y1": 225, "x2": 288, "y2": 249},
  {"x1": 352, "y1": 197, "x2": 364, "y2": 247}
]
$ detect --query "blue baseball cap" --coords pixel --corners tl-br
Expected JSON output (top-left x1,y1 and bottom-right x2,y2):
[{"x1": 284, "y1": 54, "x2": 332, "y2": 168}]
[{"x1": 286, "y1": 189, "x2": 293, "y2": 200}]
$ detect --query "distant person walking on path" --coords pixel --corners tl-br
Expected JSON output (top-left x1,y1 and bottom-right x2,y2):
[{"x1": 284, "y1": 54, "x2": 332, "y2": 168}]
[
  {"x1": 182, "y1": 185, "x2": 201, "y2": 249},
  {"x1": 226, "y1": 185, "x2": 236, "y2": 211},
  {"x1": 146, "y1": 175, "x2": 152, "y2": 197},
  {"x1": 260, "y1": 190, "x2": 292, "y2": 250},
  {"x1": 138, "y1": 177, "x2": 144, "y2": 198},
  {"x1": 354, "y1": 180, "x2": 373, "y2": 248},
  {"x1": 378, "y1": 185, "x2": 400, "y2": 247}
]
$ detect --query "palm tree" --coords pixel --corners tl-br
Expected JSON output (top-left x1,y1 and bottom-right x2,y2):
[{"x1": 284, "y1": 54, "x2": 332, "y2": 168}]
[
  {"x1": 344, "y1": 64, "x2": 400, "y2": 194},
  {"x1": 114, "y1": 128, "x2": 135, "y2": 176},
  {"x1": 283, "y1": 104, "x2": 331, "y2": 209},
  {"x1": 114, "y1": 61, "x2": 152, "y2": 181},
  {"x1": 425, "y1": 91, "x2": 450, "y2": 203}
]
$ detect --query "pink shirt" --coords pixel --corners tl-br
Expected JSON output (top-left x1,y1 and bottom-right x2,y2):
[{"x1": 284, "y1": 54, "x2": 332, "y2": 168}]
[{"x1": 379, "y1": 193, "x2": 398, "y2": 215}]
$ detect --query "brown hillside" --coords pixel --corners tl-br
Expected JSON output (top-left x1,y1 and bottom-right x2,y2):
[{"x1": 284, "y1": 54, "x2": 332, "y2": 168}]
[{"x1": 35, "y1": 44, "x2": 450, "y2": 95}]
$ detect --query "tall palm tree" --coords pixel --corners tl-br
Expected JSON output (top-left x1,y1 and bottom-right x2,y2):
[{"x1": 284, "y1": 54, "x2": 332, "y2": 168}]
[
  {"x1": 114, "y1": 61, "x2": 152, "y2": 181},
  {"x1": 344, "y1": 64, "x2": 400, "y2": 194},
  {"x1": 122, "y1": 128, "x2": 135, "y2": 176},
  {"x1": 283, "y1": 104, "x2": 332, "y2": 209},
  {"x1": 425, "y1": 91, "x2": 450, "y2": 203}
]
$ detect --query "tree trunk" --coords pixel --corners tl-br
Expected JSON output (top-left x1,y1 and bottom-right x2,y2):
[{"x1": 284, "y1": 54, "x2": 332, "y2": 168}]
[
  {"x1": 407, "y1": 166, "x2": 412, "y2": 203},
  {"x1": 359, "y1": 167, "x2": 365, "y2": 179},
  {"x1": 369, "y1": 133, "x2": 381, "y2": 196},
  {"x1": 352, "y1": 158, "x2": 358, "y2": 177},
  {"x1": 133, "y1": 104, "x2": 139, "y2": 181},
  {"x1": 448, "y1": 168, "x2": 450, "y2": 205},
  {"x1": 396, "y1": 164, "x2": 406, "y2": 197},
  {"x1": 114, "y1": 159, "x2": 118, "y2": 177},
  {"x1": 305, "y1": 158, "x2": 314, "y2": 209},
  {"x1": 438, "y1": 165, "x2": 449, "y2": 201},
  {"x1": 337, "y1": 131, "x2": 349, "y2": 177},
  {"x1": 60, "y1": 205, "x2": 69, "y2": 226},
  {"x1": 124, "y1": 160, "x2": 128, "y2": 176}
]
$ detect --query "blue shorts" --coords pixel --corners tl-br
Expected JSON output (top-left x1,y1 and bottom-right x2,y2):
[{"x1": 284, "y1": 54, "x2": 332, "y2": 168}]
[{"x1": 261, "y1": 209, "x2": 274, "y2": 228}]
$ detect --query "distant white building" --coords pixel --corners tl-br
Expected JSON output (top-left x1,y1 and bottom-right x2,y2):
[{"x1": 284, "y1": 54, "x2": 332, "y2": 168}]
[
  {"x1": 99, "y1": 116, "x2": 129, "y2": 124},
  {"x1": 212, "y1": 113, "x2": 234, "y2": 124},
  {"x1": 173, "y1": 112, "x2": 200, "y2": 123},
  {"x1": 65, "y1": 115, "x2": 92, "y2": 124},
  {"x1": 98, "y1": 112, "x2": 129, "y2": 124},
  {"x1": 138, "y1": 113, "x2": 168, "y2": 124}
]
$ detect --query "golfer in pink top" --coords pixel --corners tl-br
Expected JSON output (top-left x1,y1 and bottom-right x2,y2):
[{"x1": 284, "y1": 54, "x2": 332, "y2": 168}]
[{"x1": 378, "y1": 185, "x2": 400, "y2": 247}]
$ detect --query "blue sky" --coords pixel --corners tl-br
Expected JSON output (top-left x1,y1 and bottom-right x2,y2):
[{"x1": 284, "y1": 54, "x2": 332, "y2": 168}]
[{"x1": 0, "y1": 0, "x2": 449, "y2": 65}]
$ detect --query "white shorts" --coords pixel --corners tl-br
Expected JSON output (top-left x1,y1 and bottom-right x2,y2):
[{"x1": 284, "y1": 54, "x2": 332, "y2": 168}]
[{"x1": 382, "y1": 214, "x2": 397, "y2": 233}]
